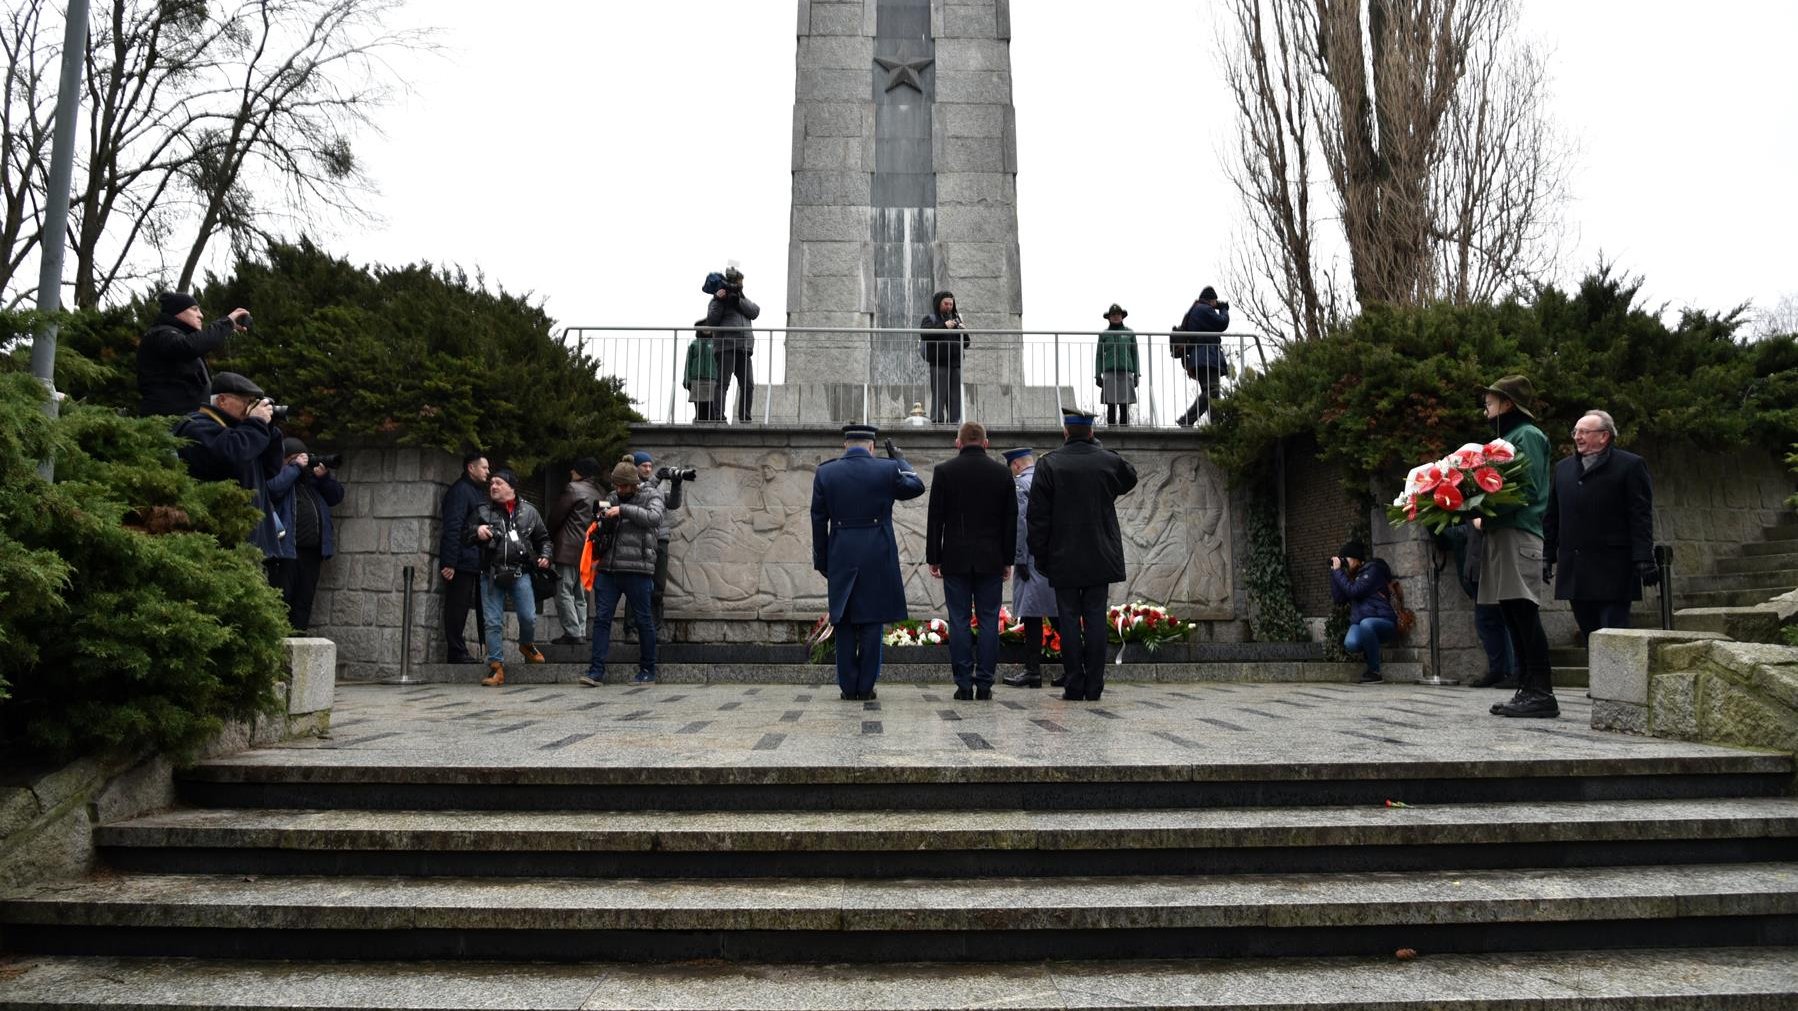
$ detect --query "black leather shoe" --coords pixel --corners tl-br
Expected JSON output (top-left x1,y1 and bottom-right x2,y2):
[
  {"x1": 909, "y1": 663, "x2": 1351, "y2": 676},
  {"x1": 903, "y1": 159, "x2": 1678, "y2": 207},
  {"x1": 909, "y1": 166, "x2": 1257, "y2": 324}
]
[
  {"x1": 860, "y1": 690, "x2": 878, "y2": 701},
  {"x1": 840, "y1": 691, "x2": 857, "y2": 701},
  {"x1": 1357, "y1": 670, "x2": 1384, "y2": 684},
  {"x1": 1490, "y1": 689, "x2": 1529, "y2": 715},
  {"x1": 975, "y1": 685, "x2": 993, "y2": 700},
  {"x1": 1494, "y1": 691, "x2": 1560, "y2": 719},
  {"x1": 1001, "y1": 672, "x2": 1041, "y2": 688},
  {"x1": 1061, "y1": 691, "x2": 1084, "y2": 701},
  {"x1": 1050, "y1": 675, "x2": 1067, "y2": 688},
  {"x1": 550, "y1": 635, "x2": 583, "y2": 646},
  {"x1": 953, "y1": 687, "x2": 974, "y2": 701}
]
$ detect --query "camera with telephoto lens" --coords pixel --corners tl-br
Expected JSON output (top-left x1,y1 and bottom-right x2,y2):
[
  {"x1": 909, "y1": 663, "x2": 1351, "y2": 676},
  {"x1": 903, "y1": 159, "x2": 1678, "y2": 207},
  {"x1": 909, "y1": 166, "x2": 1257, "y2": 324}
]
[
  {"x1": 256, "y1": 399, "x2": 289, "y2": 421},
  {"x1": 313, "y1": 452, "x2": 342, "y2": 469},
  {"x1": 722, "y1": 266, "x2": 745, "y2": 297},
  {"x1": 235, "y1": 311, "x2": 253, "y2": 329},
  {"x1": 656, "y1": 465, "x2": 698, "y2": 482}
]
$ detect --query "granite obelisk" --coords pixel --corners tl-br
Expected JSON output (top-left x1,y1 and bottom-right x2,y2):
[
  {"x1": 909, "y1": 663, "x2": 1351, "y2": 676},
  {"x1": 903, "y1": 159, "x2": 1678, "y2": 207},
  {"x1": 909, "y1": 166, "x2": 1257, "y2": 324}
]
[{"x1": 782, "y1": 0, "x2": 1025, "y2": 422}]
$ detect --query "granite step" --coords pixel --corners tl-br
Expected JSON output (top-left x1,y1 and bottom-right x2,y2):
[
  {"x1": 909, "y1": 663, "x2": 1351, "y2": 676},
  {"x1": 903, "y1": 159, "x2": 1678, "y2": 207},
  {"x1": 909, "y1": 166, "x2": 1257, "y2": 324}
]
[
  {"x1": 1679, "y1": 587, "x2": 1795, "y2": 609},
  {"x1": 1739, "y1": 539, "x2": 1798, "y2": 557},
  {"x1": 174, "y1": 752, "x2": 1796, "y2": 813},
  {"x1": 94, "y1": 797, "x2": 1798, "y2": 879},
  {"x1": 1716, "y1": 551, "x2": 1798, "y2": 575},
  {"x1": 3, "y1": 864, "x2": 1794, "y2": 962},
  {"x1": 388, "y1": 660, "x2": 1426, "y2": 686},
  {"x1": 1678, "y1": 568, "x2": 1798, "y2": 594},
  {"x1": 4, "y1": 947, "x2": 1796, "y2": 1009},
  {"x1": 528, "y1": 641, "x2": 1334, "y2": 666}
]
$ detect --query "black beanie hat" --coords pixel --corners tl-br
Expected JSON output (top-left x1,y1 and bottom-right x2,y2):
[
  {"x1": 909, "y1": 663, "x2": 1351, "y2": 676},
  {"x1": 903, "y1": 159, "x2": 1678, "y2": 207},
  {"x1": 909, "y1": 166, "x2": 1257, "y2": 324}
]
[
  {"x1": 490, "y1": 468, "x2": 519, "y2": 490},
  {"x1": 157, "y1": 292, "x2": 199, "y2": 316},
  {"x1": 282, "y1": 437, "x2": 308, "y2": 457},
  {"x1": 1199, "y1": 286, "x2": 1218, "y2": 302},
  {"x1": 572, "y1": 456, "x2": 601, "y2": 478},
  {"x1": 1339, "y1": 539, "x2": 1369, "y2": 562}
]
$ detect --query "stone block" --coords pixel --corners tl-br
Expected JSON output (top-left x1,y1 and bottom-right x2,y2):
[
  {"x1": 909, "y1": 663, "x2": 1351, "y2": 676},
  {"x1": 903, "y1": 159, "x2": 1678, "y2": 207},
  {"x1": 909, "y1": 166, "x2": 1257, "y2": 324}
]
[
  {"x1": 806, "y1": 1, "x2": 866, "y2": 37},
  {"x1": 798, "y1": 241, "x2": 867, "y2": 278},
  {"x1": 805, "y1": 102, "x2": 872, "y2": 139},
  {"x1": 1590, "y1": 699, "x2": 1647, "y2": 735},
  {"x1": 939, "y1": 103, "x2": 1004, "y2": 138},
  {"x1": 937, "y1": 172, "x2": 1014, "y2": 206},
  {"x1": 937, "y1": 136, "x2": 1007, "y2": 172},
  {"x1": 1697, "y1": 673, "x2": 1798, "y2": 753},
  {"x1": 26, "y1": 757, "x2": 105, "y2": 813},
  {"x1": 936, "y1": 70, "x2": 1012, "y2": 105},
  {"x1": 1587, "y1": 628, "x2": 1727, "y2": 706},
  {"x1": 0, "y1": 803, "x2": 94, "y2": 892},
  {"x1": 936, "y1": 205, "x2": 1016, "y2": 243},
  {"x1": 90, "y1": 754, "x2": 175, "y2": 826},
  {"x1": 941, "y1": 241, "x2": 1010, "y2": 279},
  {"x1": 798, "y1": 33, "x2": 871, "y2": 70},
  {"x1": 284, "y1": 637, "x2": 337, "y2": 715},
  {"x1": 370, "y1": 482, "x2": 440, "y2": 519},
  {"x1": 792, "y1": 205, "x2": 871, "y2": 243},
  {"x1": 793, "y1": 169, "x2": 871, "y2": 205},
  {"x1": 802, "y1": 136, "x2": 868, "y2": 172},
  {"x1": 1648, "y1": 671, "x2": 1700, "y2": 739},
  {"x1": 935, "y1": 37, "x2": 1010, "y2": 73},
  {"x1": 0, "y1": 786, "x2": 40, "y2": 840},
  {"x1": 393, "y1": 449, "x2": 421, "y2": 482},
  {"x1": 388, "y1": 517, "x2": 428, "y2": 556},
  {"x1": 797, "y1": 68, "x2": 869, "y2": 103},
  {"x1": 801, "y1": 274, "x2": 868, "y2": 313},
  {"x1": 334, "y1": 517, "x2": 380, "y2": 554},
  {"x1": 1676, "y1": 606, "x2": 1784, "y2": 644},
  {"x1": 941, "y1": 3, "x2": 997, "y2": 37}
]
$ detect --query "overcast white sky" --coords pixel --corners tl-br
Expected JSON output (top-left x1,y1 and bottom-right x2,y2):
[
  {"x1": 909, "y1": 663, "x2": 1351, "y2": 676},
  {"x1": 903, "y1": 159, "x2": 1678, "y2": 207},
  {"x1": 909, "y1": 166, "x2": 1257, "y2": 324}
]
[{"x1": 331, "y1": 1, "x2": 1798, "y2": 337}]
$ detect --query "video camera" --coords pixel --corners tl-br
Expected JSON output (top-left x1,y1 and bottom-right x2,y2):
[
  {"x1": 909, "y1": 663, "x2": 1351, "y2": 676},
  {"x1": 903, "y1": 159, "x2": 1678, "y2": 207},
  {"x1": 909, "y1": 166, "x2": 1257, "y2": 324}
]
[
  {"x1": 656, "y1": 465, "x2": 698, "y2": 482},
  {"x1": 722, "y1": 266, "x2": 745, "y2": 297}
]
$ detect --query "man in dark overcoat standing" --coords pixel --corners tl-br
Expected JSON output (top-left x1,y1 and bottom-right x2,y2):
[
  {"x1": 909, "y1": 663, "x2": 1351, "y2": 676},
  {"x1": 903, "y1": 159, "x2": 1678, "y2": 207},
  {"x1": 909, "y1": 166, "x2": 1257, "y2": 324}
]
[
  {"x1": 926, "y1": 420, "x2": 1017, "y2": 700},
  {"x1": 1027, "y1": 410, "x2": 1138, "y2": 701},
  {"x1": 812, "y1": 424, "x2": 926, "y2": 700},
  {"x1": 1543, "y1": 409, "x2": 1657, "y2": 642}
]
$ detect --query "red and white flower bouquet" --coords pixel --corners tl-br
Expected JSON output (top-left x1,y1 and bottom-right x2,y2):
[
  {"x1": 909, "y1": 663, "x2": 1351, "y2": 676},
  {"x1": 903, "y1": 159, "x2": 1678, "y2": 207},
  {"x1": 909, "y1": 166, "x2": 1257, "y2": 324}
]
[{"x1": 1385, "y1": 438, "x2": 1532, "y2": 534}]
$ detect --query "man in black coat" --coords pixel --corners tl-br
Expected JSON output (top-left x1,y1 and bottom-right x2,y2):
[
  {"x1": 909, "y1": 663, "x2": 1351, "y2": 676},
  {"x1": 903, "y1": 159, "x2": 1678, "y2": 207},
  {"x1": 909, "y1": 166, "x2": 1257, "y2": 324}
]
[
  {"x1": 137, "y1": 292, "x2": 250, "y2": 416},
  {"x1": 926, "y1": 421, "x2": 1018, "y2": 700},
  {"x1": 174, "y1": 372, "x2": 286, "y2": 576},
  {"x1": 704, "y1": 267, "x2": 760, "y2": 423},
  {"x1": 1027, "y1": 410, "x2": 1139, "y2": 701},
  {"x1": 437, "y1": 452, "x2": 491, "y2": 663},
  {"x1": 1544, "y1": 409, "x2": 1658, "y2": 641}
]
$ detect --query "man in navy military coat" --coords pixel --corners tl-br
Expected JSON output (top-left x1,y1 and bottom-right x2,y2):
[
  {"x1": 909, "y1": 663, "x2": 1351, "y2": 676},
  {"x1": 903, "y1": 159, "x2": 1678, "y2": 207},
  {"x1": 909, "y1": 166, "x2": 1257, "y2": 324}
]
[{"x1": 812, "y1": 423, "x2": 926, "y2": 700}]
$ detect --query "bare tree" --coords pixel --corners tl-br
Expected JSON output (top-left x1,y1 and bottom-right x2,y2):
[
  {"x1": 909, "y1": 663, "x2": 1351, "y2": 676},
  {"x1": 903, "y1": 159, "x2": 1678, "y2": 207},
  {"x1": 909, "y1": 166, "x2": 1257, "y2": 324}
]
[
  {"x1": 2, "y1": 0, "x2": 427, "y2": 309},
  {"x1": 1222, "y1": 0, "x2": 1568, "y2": 339},
  {"x1": 1756, "y1": 291, "x2": 1798, "y2": 339},
  {"x1": 0, "y1": 0, "x2": 54, "y2": 306}
]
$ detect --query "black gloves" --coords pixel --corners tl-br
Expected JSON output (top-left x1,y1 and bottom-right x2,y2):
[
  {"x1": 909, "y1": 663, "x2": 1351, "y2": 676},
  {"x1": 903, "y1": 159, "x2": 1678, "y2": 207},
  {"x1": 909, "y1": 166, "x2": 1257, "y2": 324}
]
[
  {"x1": 1638, "y1": 560, "x2": 1662, "y2": 586},
  {"x1": 1541, "y1": 562, "x2": 1555, "y2": 585},
  {"x1": 884, "y1": 438, "x2": 906, "y2": 461},
  {"x1": 1016, "y1": 564, "x2": 1031, "y2": 582}
]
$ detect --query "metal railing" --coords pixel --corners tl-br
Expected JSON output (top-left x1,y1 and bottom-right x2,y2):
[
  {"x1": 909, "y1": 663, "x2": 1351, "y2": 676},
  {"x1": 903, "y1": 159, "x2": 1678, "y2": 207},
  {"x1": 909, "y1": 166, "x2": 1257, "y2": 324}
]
[{"x1": 561, "y1": 325, "x2": 1269, "y2": 429}]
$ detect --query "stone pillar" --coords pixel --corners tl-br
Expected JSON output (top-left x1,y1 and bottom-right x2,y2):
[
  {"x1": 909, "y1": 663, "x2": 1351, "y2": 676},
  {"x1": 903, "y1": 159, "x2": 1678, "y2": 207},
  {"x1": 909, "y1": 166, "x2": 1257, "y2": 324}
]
[{"x1": 783, "y1": 0, "x2": 1025, "y2": 423}]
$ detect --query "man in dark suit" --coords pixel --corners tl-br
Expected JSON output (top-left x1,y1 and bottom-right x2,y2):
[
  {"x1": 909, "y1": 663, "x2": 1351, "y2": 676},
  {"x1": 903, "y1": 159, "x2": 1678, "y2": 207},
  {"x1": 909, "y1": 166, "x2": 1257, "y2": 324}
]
[
  {"x1": 812, "y1": 423, "x2": 926, "y2": 701},
  {"x1": 1027, "y1": 410, "x2": 1139, "y2": 701},
  {"x1": 926, "y1": 421, "x2": 1018, "y2": 700},
  {"x1": 1543, "y1": 409, "x2": 1657, "y2": 642}
]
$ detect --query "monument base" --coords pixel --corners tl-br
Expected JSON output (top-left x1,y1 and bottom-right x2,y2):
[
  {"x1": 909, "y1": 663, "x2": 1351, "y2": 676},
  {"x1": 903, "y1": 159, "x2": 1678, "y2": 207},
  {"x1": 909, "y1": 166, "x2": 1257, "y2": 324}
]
[{"x1": 759, "y1": 382, "x2": 1076, "y2": 427}]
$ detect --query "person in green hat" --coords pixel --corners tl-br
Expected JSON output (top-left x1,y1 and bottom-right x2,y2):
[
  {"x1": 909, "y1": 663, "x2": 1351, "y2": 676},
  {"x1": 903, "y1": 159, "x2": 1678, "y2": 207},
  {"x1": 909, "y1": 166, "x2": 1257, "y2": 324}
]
[
  {"x1": 1471, "y1": 374, "x2": 1557, "y2": 719},
  {"x1": 1094, "y1": 304, "x2": 1139, "y2": 426}
]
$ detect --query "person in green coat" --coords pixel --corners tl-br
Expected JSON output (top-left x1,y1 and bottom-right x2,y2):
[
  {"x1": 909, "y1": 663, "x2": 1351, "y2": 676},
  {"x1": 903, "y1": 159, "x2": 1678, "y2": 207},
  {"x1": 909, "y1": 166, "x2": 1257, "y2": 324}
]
[
  {"x1": 1094, "y1": 303, "x2": 1139, "y2": 426},
  {"x1": 1470, "y1": 374, "x2": 1558, "y2": 720},
  {"x1": 684, "y1": 320, "x2": 719, "y2": 423}
]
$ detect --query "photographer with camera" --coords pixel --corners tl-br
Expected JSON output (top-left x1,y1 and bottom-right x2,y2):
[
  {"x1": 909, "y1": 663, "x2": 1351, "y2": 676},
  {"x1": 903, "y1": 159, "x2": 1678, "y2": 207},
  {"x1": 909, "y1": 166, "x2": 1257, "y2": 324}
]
[
  {"x1": 137, "y1": 292, "x2": 252, "y2": 417},
  {"x1": 629, "y1": 452, "x2": 691, "y2": 640},
  {"x1": 547, "y1": 457, "x2": 603, "y2": 646},
  {"x1": 919, "y1": 290, "x2": 969, "y2": 424},
  {"x1": 278, "y1": 437, "x2": 346, "y2": 630},
  {"x1": 579, "y1": 461, "x2": 667, "y2": 686},
  {"x1": 703, "y1": 266, "x2": 760, "y2": 423},
  {"x1": 1171, "y1": 285, "x2": 1230, "y2": 428},
  {"x1": 174, "y1": 372, "x2": 290, "y2": 582},
  {"x1": 466, "y1": 469, "x2": 553, "y2": 686}
]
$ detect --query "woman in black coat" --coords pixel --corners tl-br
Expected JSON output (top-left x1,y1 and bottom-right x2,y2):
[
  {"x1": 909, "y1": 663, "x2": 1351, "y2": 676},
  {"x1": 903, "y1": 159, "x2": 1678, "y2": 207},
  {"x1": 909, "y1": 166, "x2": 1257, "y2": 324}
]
[{"x1": 919, "y1": 290, "x2": 969, "y2": 424}]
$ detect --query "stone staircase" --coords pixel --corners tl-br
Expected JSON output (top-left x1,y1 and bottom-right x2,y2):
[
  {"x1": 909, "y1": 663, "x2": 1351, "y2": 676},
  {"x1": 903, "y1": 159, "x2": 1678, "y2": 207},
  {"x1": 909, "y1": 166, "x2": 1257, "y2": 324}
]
[
  {"x1": 1680, "y1": 516, "x2": 1798, "y2": 609},
  {"x1": 2, "y1": 681, "x2": 1796, "y2": 1007}
]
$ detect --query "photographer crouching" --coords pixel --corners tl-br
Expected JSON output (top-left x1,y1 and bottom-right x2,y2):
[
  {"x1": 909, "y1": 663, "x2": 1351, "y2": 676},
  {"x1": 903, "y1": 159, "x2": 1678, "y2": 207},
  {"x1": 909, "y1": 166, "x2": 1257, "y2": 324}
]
[
  {"x1": 579, "y1": 462, "x2": 666, "y2": 686},
  {"x1": 629, "y1": 451, "x2": 693, "y2": 640},
  {"x1": 174, "y1": 371, "x2": 294, "y2": 595}
]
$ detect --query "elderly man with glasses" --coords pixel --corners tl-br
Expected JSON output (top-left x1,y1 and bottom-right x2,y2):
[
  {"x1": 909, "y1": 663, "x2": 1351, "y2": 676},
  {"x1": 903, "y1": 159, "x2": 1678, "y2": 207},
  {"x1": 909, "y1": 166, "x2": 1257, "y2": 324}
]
[{"x1": 1543, "y1": 410, "x2": 1658, "y2": 644}]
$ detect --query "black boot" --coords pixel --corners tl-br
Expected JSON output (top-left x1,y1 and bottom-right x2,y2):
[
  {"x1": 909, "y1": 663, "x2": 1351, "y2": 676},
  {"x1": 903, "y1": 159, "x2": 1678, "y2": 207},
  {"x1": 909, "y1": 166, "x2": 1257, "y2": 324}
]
[
  {"x1": 1002, "y1": 669, "x2": 1042, "y2": 688},
  {"x1": 1494, "y1": 689, "x2": 1560, "y2": 719}
]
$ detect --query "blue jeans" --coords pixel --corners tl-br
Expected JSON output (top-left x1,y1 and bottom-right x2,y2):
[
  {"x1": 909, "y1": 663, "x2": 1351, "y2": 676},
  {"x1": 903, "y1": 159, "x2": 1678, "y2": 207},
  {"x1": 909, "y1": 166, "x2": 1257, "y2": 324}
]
[
  {"x1": 1473, "y1": 602, "x2": 1515, "y2": 675},
  {"x1": 1343, "y1": 617, "x2": 1396, "y2": 673},
  {"x1": 944, "y1": 571, "x2": 1003, "y2": 689},
  {"x1": 835, "y1": 622, "x2": 884, "y2": 698},
  {"x1": 588, "y1": 572, "x2": 656, "y2": 679},
  {"x1": 480, "y1": 572, "x2": 537, "y2": 664}
]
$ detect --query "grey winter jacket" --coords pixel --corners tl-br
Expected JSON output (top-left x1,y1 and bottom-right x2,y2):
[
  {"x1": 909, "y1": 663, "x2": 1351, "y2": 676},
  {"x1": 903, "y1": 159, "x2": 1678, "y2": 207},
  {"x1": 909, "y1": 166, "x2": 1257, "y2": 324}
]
[
  {"x1": 705, "y1": 293, "x2": 760, "y2": 353},
  {"x1": 593, "y1": 483, "x2": 666, "y2": 577},
  {"x1": 464, "y1": 498, "x2": 552, "y2": 578},
  {"x1": 642, "y1": 473, "x2": 685, "y2": 541}
]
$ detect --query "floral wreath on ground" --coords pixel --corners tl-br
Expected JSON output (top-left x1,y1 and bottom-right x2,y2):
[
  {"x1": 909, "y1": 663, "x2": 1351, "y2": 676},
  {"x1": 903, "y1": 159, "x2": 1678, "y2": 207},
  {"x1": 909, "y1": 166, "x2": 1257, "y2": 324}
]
[
  {"x1": 1385, "y1": 438, "x2": 1532, "y2": 534},
  {"x1": 805, "y1": 601, "x2": 1198, "y2": 662}
]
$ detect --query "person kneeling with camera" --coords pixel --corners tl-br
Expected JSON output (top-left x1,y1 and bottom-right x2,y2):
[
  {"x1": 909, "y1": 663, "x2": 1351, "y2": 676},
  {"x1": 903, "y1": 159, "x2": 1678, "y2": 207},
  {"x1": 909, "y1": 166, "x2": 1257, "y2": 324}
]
[
  {"x1": 579, "y1": 462, "x2": 666, "y2": 686},
  {"x1": 466, "y1": 469, "x2": 552, "y2": 686},
  {"x1": 175, "y1": 371, "x2": 291, "y2": 587}
]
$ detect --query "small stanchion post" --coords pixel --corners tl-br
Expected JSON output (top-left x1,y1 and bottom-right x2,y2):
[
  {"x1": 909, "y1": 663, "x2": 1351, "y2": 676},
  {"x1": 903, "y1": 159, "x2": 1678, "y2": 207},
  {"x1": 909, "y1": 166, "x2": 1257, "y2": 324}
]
[
  {"x1": 1656, "y1": 543, "x2": 1674, "y2": 630},
  {"x1": 394, "y1": 564, "x2": 421, "y2": 685},
  {"x1": 1415, "y1": 529, "x2": 1460, "y2": 687}
]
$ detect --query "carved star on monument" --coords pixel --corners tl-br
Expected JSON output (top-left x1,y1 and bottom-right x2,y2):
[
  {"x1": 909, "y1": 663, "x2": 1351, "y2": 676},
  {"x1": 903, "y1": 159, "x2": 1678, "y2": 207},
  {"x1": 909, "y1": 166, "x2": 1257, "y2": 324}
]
[{"x1": 874, "y1": 55, "x2": 934, "y2": 93}]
